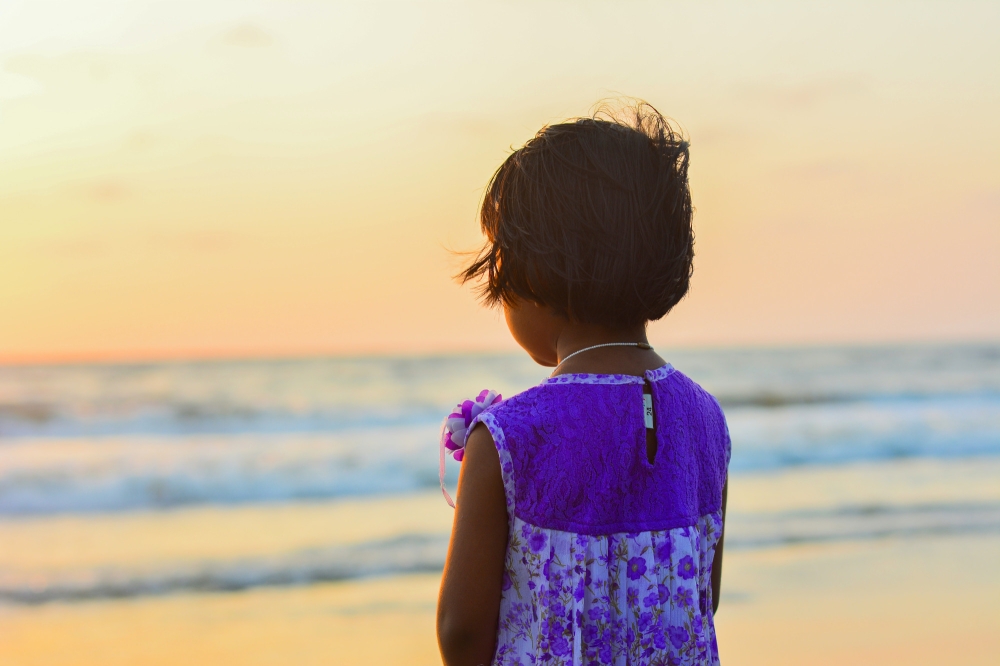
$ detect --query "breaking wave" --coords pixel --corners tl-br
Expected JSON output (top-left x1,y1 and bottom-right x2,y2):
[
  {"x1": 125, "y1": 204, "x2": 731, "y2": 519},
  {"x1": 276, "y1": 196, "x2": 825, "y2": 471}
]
[{"x1": 1, "y1": 345, "x2": 998, "y2": 515}]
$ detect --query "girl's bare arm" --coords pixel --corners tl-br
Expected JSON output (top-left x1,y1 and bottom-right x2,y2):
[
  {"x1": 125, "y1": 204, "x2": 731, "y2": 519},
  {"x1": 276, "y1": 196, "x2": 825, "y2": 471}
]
[{"x1": 437, "y1": 425, "x2": 508, "y2": 666}]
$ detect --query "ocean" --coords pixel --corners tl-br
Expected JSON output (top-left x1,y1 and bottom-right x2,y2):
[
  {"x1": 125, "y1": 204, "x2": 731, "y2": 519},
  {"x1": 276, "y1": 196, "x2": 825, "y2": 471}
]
[{"x1": 2, "y1": 343, "x2": 999, "y2": 658}]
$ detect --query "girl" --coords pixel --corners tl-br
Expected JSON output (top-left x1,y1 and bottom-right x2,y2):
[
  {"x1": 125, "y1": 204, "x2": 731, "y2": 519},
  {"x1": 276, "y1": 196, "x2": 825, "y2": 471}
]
[{"x1": 437, "y1": 102, "x2": 730, "y2": 666}]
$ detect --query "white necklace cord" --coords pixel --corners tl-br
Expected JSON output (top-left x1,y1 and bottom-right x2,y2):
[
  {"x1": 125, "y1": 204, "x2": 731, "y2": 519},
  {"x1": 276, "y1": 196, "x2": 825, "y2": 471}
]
[{"x1": 555, "y1": 341, "x2": 653, "y2": 369}]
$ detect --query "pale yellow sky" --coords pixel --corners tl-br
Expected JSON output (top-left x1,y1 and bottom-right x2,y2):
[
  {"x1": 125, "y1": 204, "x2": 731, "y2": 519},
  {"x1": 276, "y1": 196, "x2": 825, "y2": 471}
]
[{"x1": 1, "y1": 1, "x2": 998, "y2": 361}]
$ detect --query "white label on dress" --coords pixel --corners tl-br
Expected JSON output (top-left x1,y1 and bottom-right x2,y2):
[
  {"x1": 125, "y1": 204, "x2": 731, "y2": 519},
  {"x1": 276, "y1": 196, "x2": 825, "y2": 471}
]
[{"x1": 643, "y1": 393, "x2": 654, "y2": 429}]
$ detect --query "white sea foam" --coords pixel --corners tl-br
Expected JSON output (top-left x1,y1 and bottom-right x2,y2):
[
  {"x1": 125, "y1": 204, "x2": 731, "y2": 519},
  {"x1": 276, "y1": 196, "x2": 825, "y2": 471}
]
[
  {"x1": 0, "y1": 345, "x2": 998, "y2": 515},
  {"x1": 0, "y1": 428, "x2": 444, "y2": 514}
]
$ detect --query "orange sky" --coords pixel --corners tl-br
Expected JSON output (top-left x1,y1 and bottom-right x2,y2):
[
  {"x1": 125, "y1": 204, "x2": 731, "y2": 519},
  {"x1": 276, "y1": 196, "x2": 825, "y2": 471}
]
[{"x1": 1, "y1": 1, "x2": 998, "y2": 362}]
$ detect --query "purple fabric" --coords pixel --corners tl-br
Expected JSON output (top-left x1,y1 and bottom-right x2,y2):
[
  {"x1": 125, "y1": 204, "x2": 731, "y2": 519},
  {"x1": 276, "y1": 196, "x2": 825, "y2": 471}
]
[
  {"x1": 482, "y1": 365, "x2": 730, "y2": 535},
  {"x1": 468, "y1": 364, "x2": 731, "y2": 665}
]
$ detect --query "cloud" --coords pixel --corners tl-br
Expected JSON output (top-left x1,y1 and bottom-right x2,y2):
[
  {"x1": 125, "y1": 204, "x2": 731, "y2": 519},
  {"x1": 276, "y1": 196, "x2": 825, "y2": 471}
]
[
  {"x1": 736, "y1": 76, "x2": 869, "y2": 111},
  {"x1": 38, "y1": 236, "x2": 108, "y2": 258},
  {"x1": 87, "y1": 180, "x2": 129, "y2": 203},
  {"x1": 777, "y1": 159, "x2": 864, "y2": 181},
  {"x1": 414, "y1": 111, "x2": 507, "y2": 140},
  {"x1": 957, "y1": 188, "x2": 1000, "y2": 225},
  {"x1": 124, "y1": 130, "x2": 156, "y2": 153},
  {"x1": 148, "y1": 230, "x2": 242, "y2": 253},
  {"x1": 219, "y1": 24, "x2": 273, "y2": 48},
  {"x1": 4, "y1": 53, "x2": 113, "y2": 86},
  {"x1": 0, "y1": 69, "x2": 44, "y2": 100},
  {"x1": 692, "y1": 124, "x2": 755, "y2": 148}
]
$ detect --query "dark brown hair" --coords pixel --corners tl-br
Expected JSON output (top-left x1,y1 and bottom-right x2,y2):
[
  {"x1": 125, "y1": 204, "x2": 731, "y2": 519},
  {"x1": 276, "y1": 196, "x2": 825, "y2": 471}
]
[{"x1": 459, "y1": 100, "x2": 693, "y2": 327}]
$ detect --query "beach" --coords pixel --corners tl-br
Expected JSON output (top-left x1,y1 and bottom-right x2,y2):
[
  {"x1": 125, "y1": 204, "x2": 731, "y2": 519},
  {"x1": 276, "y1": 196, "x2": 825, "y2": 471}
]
[
  {"x1": 2, "y1": 488, "x2": 998, "y2": 665},
  {"x1": 5, "y1": 542, "x2": 999, "y2": 666},
  {"x1": 1, "y1": 345, "x2": 999, "y2": 663}
]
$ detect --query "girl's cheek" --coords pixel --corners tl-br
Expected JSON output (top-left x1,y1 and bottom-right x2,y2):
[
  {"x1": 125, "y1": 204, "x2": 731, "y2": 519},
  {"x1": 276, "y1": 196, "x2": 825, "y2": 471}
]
[{"x1": 504, "y1": 302, "x2": 559, "y2": 366}]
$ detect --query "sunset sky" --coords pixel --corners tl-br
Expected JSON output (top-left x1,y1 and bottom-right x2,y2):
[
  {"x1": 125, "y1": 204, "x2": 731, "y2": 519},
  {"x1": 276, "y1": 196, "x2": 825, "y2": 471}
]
[{"x1": 1, "y1": 1, "x2": 998, "y2": 362}]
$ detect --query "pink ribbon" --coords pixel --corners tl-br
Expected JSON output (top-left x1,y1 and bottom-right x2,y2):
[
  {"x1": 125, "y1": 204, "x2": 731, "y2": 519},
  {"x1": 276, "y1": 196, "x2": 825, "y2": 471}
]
[{"x1": 439, "y1": 389, "x2": 502, "y2": 508}]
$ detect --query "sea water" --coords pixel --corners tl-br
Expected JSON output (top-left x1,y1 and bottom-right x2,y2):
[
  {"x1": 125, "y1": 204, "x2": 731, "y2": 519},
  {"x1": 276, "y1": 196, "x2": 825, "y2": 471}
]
[{"x1": 1, "y1": 343, "x2": 999, "y2": 604}]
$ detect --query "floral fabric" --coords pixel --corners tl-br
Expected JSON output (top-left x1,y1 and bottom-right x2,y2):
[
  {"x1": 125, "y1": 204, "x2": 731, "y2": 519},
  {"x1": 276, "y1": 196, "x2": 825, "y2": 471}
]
[{"x1": 472, "y1": 365, "x2": 730, "y2": 665}]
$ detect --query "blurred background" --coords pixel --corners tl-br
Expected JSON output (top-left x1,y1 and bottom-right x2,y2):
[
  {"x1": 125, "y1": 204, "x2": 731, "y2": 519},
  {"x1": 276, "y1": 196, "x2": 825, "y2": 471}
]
[{"x1": 1, "y1": 1, "x2": 998, "y2": 664}]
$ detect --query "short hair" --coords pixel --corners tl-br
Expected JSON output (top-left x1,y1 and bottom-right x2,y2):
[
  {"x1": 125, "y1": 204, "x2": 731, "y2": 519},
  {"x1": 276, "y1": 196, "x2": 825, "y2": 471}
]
[{"x1": 459, "y1": 100, "x2": 694, "y2": 328}]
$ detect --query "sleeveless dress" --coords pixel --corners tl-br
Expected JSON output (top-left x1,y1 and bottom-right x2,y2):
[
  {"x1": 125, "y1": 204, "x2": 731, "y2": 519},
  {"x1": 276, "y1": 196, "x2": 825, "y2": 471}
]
[{"x1": 470, "y1": 364, "x2": 730, "y2": 666}]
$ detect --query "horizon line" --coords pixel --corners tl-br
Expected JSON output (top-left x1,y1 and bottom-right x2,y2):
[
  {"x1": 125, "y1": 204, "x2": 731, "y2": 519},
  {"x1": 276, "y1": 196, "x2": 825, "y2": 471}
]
[{"x1": 2, "y1": 336, "x2": 997, "y2": 368}]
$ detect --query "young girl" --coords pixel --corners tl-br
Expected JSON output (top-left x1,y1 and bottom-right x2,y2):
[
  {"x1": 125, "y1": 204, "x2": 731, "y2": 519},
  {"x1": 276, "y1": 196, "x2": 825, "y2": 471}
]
[{"x1": 437, "y1": 102, "x2": 730, "y2": 666}]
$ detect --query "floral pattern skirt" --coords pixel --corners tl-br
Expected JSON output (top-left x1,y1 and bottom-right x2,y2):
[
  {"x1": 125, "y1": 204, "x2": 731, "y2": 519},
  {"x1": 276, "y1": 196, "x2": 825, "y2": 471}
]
[{"x1": 493, "y1": 513, "x2": 723, "y2": 666}]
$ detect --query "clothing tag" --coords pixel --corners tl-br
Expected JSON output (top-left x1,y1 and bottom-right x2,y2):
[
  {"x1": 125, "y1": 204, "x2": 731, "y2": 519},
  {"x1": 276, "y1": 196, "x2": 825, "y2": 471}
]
[{"x1": 643, "y1": 393, "x2": 654, "y2": 430}]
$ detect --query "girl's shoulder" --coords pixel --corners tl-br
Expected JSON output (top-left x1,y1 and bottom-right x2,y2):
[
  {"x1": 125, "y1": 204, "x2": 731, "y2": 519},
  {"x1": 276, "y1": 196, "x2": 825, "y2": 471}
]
[{"x1": 472, "y1": 383, "x2": 546, "y2": 426}]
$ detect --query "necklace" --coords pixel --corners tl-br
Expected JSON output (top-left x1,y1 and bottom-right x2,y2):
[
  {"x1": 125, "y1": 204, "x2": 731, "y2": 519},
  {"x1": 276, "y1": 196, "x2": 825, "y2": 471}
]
[{"x1": 555, "y1": 341, "x2": 653, "y2": 369}]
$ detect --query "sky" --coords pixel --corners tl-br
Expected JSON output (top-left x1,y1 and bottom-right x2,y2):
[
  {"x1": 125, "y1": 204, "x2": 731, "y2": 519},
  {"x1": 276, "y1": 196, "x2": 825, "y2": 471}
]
[{"x1": 1, "y1": 0, "x2": 998, "y2": 362}]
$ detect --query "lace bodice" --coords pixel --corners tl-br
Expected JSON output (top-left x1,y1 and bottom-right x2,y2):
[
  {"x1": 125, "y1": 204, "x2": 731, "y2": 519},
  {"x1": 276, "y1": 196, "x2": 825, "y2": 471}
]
[{"x1": 472, "y1": 364, "x2": 730, "y2": 665}]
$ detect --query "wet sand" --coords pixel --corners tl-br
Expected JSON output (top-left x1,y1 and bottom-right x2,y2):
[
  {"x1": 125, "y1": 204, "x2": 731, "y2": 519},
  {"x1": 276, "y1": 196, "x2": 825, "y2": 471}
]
[
  {"x1": 3, "y1": 460, "x2": 1000, "y2": 665},
  {"x1": 2, "y1": 533, "x2": 998, "y2": 665},
  {"x1": 0, "y1": 573, "x2": 443, "y2": 666},
  {"x1": 715, "y1": 535, "x2": 1000, "y2": 665}
]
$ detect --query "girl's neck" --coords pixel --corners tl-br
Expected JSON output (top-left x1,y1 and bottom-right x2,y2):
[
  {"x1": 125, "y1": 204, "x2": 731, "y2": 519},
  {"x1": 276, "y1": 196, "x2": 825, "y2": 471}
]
[{"x1": 551, "y1": 323, "x2": 666, "y2": 378}]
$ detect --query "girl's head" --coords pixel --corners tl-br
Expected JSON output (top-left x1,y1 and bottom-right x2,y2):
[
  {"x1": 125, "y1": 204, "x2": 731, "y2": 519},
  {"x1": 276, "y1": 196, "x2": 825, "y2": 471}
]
[{"x1": 460, "y1": 101, "x2": 693, "y2": 337}]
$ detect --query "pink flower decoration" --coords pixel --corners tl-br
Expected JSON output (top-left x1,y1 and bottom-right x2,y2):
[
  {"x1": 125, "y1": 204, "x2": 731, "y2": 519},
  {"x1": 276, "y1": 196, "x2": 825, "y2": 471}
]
[{"x1": 439, "y1": 389, "x2": 502, "y2": 507}]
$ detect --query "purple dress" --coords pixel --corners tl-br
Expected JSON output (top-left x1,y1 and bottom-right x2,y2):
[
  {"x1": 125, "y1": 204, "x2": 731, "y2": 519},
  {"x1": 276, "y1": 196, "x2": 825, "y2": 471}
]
[{"x1": 471, "y1": 364, "x2": 730, "y2": 666}]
